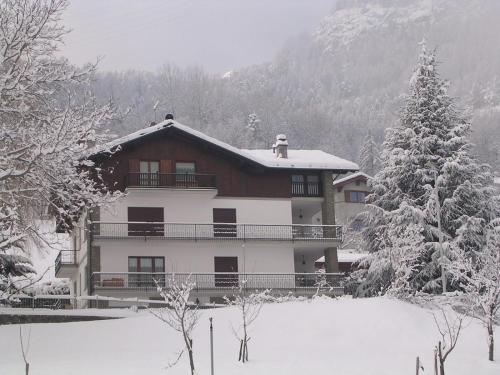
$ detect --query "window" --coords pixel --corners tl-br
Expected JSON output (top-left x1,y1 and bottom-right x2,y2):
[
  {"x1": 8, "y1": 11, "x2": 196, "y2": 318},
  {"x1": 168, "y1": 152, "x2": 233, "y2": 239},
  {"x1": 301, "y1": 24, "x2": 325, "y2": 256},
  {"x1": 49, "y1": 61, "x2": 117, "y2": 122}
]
[
  {"x1": 175, "y1": 162, "x2": 195, "y2": 174},
  {"x1": 139, "y1": 160, "x2": 159, "y2": 186},
  {"x1": 128, "y1": 207, "x2": 164, "y2": 236},
  {"x1": 175, "y1": 162, "x2": 196, "y2": 187},
  {"x1": 128, "y1": 256, "x2": 165, "y2": 287},
  {"x1": 345, "y1": 190, "x2": 366, "y2": 203},
  {"x1": 214, "y1": 256, "x2": 238, "y2": 287},
  {"x1": 213, "y1": 208, "x2": 237, "y2": 238}
]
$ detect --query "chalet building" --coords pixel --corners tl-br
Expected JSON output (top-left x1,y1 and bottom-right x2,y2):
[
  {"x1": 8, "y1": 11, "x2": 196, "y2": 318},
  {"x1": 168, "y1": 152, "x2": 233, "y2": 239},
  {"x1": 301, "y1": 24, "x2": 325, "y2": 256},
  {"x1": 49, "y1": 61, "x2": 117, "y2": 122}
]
[{"x1": 55, "y1": 118, "x2": 360, "y2": 304}]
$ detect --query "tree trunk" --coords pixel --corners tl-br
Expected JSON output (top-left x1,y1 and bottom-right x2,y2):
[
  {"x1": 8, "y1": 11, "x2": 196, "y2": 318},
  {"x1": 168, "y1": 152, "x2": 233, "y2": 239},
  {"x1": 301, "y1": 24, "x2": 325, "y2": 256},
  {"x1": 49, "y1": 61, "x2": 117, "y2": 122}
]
[
  {"x1": 238, "y1": 339, "x2": 243, "y2": 361},
  {"x1": 187, "y1": 338, "x2": 195, "y2": 375},
  {"x1": 434, "y1": 349, "x2": 438, "y2": 375},
  {"x1": 25, "y1": 363, "x2": 29, "y2": 375},
  {"x1": 438, "y1": 341, "x2": 445, "y2": 375},
  {"x1": 488, "y1": 321, "x2": 494, "y2": 361}
]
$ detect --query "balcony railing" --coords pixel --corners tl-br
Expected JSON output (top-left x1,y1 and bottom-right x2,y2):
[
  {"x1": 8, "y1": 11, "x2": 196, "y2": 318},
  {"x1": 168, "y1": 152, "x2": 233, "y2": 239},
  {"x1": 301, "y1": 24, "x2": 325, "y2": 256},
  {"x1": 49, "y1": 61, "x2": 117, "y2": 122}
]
[
  {"x1": 55, "y1": 250, "x2": 78, "y2": 275},
  {"x1": 291, "y1": 181, "x2": 322, "y2": 197},
  {"x1": 91, "y1": 272, "x2": 347, "y2": 294},
  {"x1": 125, "y1": 173, "x2": 217, "y2": 189},
  {"x1": 90, "y1": 222, "x2": 342, "y2": 242}
]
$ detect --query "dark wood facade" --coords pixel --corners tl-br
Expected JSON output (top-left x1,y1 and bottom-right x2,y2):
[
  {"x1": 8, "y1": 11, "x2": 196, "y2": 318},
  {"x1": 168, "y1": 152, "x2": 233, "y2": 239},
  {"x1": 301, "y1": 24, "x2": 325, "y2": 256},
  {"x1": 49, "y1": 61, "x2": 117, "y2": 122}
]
[{"x1": 93, "y1": 126, "x2": 339, "y2": 198}]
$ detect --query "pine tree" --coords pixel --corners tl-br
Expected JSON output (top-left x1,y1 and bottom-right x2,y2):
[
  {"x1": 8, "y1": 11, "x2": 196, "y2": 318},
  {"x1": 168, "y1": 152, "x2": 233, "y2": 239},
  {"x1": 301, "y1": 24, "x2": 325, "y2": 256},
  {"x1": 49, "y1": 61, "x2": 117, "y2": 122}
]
[
  {"x1": 357, "y1": 43, "x2": 500, "y2": 296},
  {"x1": 245, "y1": 113, "x2": 263, "y2": 148},
  {"x1": 359, "y1": 131, "x2": 380, "y2": 176}
]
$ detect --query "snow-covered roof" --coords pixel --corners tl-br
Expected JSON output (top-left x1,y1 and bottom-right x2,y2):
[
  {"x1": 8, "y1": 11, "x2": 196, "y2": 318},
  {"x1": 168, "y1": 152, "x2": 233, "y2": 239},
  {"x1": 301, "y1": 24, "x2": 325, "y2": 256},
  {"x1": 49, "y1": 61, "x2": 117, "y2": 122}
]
[
  {"x1": 332, "y1": 171, "x2": 372, "y2": 186},
  {"x1": 242, "y1": 149, "x2": 358, "y2": 170},
  {"x1": 316, "y1": 250, "x2": 368, "y2": 264},
  {"x1": 98, "y1": 120, "x2": 359, "y2": 171}
]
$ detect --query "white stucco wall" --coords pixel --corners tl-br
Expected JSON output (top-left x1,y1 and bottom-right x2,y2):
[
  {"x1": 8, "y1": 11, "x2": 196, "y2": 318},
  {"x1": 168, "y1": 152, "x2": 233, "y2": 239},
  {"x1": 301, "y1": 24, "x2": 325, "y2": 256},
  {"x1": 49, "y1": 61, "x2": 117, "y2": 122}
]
[
  {"x1": 95, "y1": 239, "x2": 295, "y2": 274},
  {"x1": 334, "y1": 180, "x2": 370, "y2": 226},
  {"x1": 100, "y1": 189, "x2": 293, "y2": 225}
]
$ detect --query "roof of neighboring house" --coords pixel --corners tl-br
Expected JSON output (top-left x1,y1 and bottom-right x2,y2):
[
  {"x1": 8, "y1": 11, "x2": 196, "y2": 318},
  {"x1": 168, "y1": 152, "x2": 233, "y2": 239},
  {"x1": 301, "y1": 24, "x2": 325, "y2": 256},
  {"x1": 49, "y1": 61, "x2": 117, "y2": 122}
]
[
  {"x1": 316, "y1": 250, "x2": 369, "y2": 264},
  {"x1": 94, "y1": 120, "x2": 360, "y2": 171},
  {"x1": 332, "y1": 171, "x2": 372, "y2": 187}
]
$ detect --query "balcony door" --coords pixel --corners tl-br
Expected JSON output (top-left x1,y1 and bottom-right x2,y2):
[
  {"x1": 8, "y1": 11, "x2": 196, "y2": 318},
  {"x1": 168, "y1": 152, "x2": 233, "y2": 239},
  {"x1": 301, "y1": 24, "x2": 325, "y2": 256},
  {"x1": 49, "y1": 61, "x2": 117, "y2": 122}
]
[
  {"x1": 214, "y1": 256, "x2": 238, "y2": 287},
  {"x1": 213, "y1": 208, "x2": 237, "y2": 238},
  {"x1": 139, "y1": 160, "x2": 159, "y2": 187},
  {"x1": 128, "y1": 256, "x2": 165, "y2": 287},
  {"x1": 175, "y1": 162, "x2": 196, "y2": 187}
]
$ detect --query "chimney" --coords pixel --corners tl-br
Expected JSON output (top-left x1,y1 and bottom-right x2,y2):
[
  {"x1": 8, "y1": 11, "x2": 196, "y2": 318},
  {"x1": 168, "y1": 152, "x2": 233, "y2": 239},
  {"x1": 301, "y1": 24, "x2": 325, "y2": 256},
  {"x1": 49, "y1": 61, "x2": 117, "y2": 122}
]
[
  {"x1": 273, "y1": 134, "x2": 288, "y2": 159},
  {"x1": 165, "y1": 113, "x2": 174, "y2": 120}
]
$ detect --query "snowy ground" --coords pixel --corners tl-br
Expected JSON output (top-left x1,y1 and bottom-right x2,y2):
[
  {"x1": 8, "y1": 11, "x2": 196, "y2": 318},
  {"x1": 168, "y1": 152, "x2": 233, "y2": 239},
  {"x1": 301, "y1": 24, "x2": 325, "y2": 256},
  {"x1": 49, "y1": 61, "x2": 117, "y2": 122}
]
[{"x1": 0, "y1": 297, "x2": 498, "y2": 375}]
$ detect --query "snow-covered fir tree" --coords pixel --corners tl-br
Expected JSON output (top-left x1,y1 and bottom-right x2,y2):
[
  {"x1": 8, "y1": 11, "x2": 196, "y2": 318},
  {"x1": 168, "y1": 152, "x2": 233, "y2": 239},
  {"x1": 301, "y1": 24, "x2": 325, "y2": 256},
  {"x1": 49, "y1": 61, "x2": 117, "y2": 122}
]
[
  {"x1": 245, "y1": 112, "x2": 264, "y2": 148},
  {"x1": 0, "y1": 0, "x2": 119, "y2": 299},
  {"x1": 356, "y1": 43, "x2": 500, "y2": 296},
  {"x1": 358, "y1": 130, "x2": 380, "y2": 176}
]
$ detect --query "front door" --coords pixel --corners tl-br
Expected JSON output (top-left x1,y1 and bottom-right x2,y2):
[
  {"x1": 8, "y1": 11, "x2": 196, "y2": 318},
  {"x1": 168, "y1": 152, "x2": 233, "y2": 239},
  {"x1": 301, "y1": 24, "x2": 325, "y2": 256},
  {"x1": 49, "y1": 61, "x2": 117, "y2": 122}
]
[{"x1": 214, "y1": 256, "x2": 238, "y2": 287}]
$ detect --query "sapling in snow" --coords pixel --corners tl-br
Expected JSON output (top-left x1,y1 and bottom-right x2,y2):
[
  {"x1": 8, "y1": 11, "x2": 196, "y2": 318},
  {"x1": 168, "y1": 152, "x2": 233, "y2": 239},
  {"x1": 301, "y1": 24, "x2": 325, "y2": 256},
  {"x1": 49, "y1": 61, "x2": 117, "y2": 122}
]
[
  {"x1": 150, "y1": 276, "x2": 199, "y2": 375},
  {"x1": 432, "y1": 308, "x2": 464, "y2": 375},
  {"x1": 224, "y1": 281, "x2": 270, "y2": 363}
]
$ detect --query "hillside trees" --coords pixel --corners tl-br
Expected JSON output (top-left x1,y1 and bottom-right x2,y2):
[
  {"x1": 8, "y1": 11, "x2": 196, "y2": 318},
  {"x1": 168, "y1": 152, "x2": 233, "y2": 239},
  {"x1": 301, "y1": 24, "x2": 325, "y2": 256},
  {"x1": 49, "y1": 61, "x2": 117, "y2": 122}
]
[
  {"x1": 358, "y1": 131, "x2": 380, "y2": 176},
  {"x1": 356, "y1": 44, "x2": 499, "y2": 296},
  {"x1": 0, "y1": 0, "x2": 119, "y2": 297}
]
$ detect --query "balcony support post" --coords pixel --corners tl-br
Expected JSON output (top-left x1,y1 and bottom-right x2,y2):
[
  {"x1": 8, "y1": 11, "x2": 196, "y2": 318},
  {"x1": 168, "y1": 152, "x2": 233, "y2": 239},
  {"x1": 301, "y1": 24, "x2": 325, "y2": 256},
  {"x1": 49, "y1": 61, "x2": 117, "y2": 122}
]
[{"x1": 321, "y1": 171, "x2": 340, "y2": 272}]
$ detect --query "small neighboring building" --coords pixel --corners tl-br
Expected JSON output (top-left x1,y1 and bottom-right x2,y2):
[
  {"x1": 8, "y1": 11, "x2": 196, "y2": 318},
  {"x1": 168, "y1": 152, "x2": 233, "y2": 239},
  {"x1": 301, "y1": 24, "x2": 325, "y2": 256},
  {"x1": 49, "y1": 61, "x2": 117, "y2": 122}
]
[
  {"x1": 315, "y1": 250, "x2": 368, "y2": 273},
  {"x1": 332, "y1": 172, "x2": 372, "y2": 228},
  {"x1": 494, "y1": 176, "x2": 500, "y2": 191}
]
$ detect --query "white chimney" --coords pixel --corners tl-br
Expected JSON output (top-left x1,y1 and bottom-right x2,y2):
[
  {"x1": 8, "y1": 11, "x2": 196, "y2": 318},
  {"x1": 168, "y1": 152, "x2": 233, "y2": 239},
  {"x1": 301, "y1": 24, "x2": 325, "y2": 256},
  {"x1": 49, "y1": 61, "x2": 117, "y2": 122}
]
[{"x1": 272, "y1": 134, "x2": 288, "y2": 159}]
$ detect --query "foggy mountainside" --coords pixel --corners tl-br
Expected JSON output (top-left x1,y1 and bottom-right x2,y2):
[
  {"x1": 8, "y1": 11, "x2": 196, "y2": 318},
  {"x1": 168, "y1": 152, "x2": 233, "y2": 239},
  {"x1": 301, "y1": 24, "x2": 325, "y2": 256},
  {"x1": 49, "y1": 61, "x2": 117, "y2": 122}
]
[{"x1": 92, "y1": 0, "x2": 500, "y2": 171}]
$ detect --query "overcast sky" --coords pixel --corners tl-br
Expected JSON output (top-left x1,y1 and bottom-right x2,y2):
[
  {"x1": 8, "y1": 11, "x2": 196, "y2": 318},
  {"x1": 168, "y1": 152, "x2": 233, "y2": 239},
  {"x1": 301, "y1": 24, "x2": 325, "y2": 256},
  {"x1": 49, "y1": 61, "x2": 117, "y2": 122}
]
[{"x1": 61, "y1": 0, "x2": 336, "y2": 74}]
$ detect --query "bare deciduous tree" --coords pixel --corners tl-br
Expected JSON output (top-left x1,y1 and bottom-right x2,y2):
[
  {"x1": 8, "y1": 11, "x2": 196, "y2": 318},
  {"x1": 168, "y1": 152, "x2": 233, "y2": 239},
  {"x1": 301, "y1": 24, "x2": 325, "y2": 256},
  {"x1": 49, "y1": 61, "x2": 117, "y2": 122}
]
[
  {"x1": 432, "y1": 308, "x2": 464, "y2": 375},
  {"x1": 224, "y1": 281, "x2": 270, "y2": 363},
  {"x1": 449, "y1": 218, "x2": 500, "y2": 361},
  {"x1": 0, "y1": 0, "x2": 120, "y2": 299},
  {"x1": 150, "y1": 276, "x2": 199, "y2": 375}
]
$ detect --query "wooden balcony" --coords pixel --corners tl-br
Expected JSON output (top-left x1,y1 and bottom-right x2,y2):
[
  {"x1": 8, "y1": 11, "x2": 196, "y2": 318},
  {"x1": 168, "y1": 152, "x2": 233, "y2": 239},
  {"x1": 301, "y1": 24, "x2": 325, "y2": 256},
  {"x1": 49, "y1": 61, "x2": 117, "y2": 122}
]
[
  {"x1": 291, "y1": 181, "x2": 322, "y2": 197},
  {"x1": 90, "y1": 222, "x2": 342, "y2": 242},
  {"x1": 125, "y1": 172, "x2": 217, "y2": 189}
]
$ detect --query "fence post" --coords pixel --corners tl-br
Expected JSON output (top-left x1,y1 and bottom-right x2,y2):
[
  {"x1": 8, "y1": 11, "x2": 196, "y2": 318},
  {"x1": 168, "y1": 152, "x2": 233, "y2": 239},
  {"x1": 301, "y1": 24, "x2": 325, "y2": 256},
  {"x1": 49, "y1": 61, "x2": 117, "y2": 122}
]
[{"x1": 210, "y1": 317, "x2": 214, "y2": 375}]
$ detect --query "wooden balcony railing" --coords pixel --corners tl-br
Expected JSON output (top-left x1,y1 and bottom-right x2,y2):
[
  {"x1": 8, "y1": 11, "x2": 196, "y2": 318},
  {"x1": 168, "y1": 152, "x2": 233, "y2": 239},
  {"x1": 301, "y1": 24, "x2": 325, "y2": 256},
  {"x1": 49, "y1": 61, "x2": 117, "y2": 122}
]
[
  {"x1": 125, "y1": 172, "x2": 217, "y2": 189},
  {"x1": 291, "y1": 181, "x2": 322, "y2": 197},
  {"x1": 90, "y1": 222, "x2": 342, "y2": 242}
]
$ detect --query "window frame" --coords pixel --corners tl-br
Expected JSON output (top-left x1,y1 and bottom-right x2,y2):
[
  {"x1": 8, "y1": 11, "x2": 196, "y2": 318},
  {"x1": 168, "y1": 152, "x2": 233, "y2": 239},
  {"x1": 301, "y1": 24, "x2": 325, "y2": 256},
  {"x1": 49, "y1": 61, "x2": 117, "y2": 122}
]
[{"x1": 345, "y1": 190, "x2": 367, "y2": 203}]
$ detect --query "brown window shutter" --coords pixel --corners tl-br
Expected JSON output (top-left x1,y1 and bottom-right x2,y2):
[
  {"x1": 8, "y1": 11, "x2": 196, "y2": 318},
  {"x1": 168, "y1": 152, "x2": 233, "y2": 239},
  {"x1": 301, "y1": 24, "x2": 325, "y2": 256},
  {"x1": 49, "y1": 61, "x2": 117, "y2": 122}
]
[
  {"x1": 128, "y1": 159, "x2": 140, "y2": 172},
  {"x1": 160, "y1": 160, "x2": 173, "y2": 174}
]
